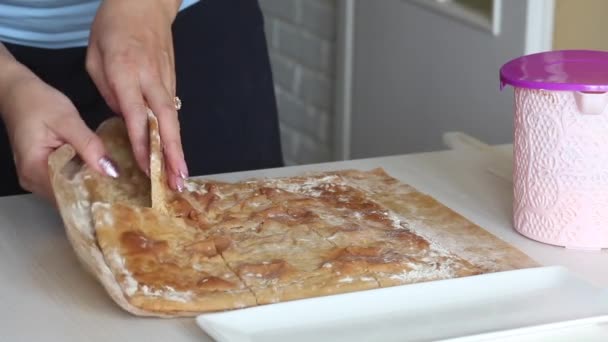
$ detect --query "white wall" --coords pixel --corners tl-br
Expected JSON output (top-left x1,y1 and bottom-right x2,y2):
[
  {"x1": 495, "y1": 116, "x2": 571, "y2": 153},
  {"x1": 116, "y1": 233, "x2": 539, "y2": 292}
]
[
  {"x1": 349, "y1": 1, "x2": 529, "y2": 158},
  {"x1": 259, "y1": 0, "x2": 337, "y2": 165}
]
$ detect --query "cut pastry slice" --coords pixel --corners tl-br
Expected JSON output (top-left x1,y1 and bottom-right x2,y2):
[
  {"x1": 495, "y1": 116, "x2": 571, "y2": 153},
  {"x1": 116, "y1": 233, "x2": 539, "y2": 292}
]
[
  {"x1": 218, "y1": 230, "x2": 380, "y2": 305},
  {"x1": 148, "y1": 111, "x2": 171, "y2": 214},
  {"x1": 92, "y1": 202, "x2": 257, "y2": 313}
]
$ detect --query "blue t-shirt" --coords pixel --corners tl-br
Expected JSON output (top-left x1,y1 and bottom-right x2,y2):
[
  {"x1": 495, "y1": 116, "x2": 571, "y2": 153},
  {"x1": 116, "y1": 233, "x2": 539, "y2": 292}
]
[{"x1": 0, "y1": 0, "x2": 198, "y2": 49}]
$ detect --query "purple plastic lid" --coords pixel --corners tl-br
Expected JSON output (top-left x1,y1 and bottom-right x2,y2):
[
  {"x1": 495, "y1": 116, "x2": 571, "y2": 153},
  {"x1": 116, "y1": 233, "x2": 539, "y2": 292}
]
[{"x1": 500, "y1": 50, "x2": 608, "y2": 92}]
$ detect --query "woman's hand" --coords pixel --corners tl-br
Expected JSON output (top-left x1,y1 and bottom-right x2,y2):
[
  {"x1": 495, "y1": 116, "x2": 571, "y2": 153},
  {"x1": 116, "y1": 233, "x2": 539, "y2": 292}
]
[
  {"x1": 0, "y1": 64, "x2": 117, "y2": 202},
  {"x1": 87, "y1": 0, "x2": 187, "y2": 191}
]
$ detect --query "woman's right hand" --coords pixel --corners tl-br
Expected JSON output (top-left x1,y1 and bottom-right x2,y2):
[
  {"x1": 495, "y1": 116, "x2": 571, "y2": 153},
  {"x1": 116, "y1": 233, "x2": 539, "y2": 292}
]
[
  {"x1": 0, "y1": 60, "x2": 117, "y2": 202},
  {"x1": 86, "y1": 0, "x2": 187, "y2": 191}
]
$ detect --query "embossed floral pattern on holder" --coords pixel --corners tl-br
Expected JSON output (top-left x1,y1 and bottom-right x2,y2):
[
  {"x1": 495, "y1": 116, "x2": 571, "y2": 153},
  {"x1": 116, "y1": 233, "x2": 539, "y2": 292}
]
[{"x1": 513, "y1": 88, "x2": 608, "y2": 250}]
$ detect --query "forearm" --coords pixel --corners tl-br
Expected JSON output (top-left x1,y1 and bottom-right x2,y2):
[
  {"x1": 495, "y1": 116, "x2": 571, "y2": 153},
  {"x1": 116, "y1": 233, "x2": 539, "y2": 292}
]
[
  {"x1": 0, "y1": 43, "x2": 39, "y2": 120},
  {"x1": 99, "y1": 0, "x2": 184, "y2": 21}
]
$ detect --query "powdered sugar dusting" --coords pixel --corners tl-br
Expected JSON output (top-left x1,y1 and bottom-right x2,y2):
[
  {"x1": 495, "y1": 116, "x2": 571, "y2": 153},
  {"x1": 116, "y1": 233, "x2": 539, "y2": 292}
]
[
  {"x1": 123, "y1": 275, "x2": 139, "y2": 296},
  {"x1": 140, "y1": 285, "x2": 193, "y2": 303},
  {"x1": 184, "y1": 180, "x2": 199, "y2": 192},
  {"x1": 337, "y1": 275, "x2": 377, "y2": 284},
  {"x1": 401, "y1": 215, "x2": 504, "y2": 272},
  {"x1": 338, "y1": 276, "x2": 354, "y2": 283},
  {"x1": 369, "y1": 178, "x2": 506, "y2": 272},
  {"x1": 386, "y1": 259, "x2": 458, "y2": 284},
  {"x1": 108, "y1": 249, "x2": 138, "y2": 296},
  {"x1": 343, "y1": 173, "x2": 510, "y2": 272},
  {"x1": 109, "y1": 249, "x2": 195, "y2": 302},
  {"x1": 261, "y1": 171, "x2": 486, "y2": 276},
  {"x1": 68, "y1": 200, "x2": 94, "y2": 239},
  {"x1": 385, "y1": 210, "x2": 405, "y2": 229},
  {"x1": 265, "y1": 174, "x2": 342, "y2": 197},
  {"x1": 92, "y1": 202, "x2": 114, "y2": 227},
  {"x1": 67, "y1": 173, "x2": 95, "y2": 239},
  {"x1": 314, "y1": 211, "x2": 347, "y2": 226}
]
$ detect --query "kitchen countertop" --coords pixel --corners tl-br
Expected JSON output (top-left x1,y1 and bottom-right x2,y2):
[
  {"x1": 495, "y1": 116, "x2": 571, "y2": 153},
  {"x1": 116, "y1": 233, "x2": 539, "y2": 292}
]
[{"x1": 1, "y1": 145, "x2": 606, "y2": 341}]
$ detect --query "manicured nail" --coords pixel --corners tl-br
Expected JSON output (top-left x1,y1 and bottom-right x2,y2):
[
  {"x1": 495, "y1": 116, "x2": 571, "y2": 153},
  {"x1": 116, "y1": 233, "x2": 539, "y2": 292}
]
[
  {"x1": 98, "y1": 157, "x2": 119, "y2": 178},
  {"x1": 176, "y1": 177, "x2": 184, "y2": 192},
  {"x1": 179, "y1": 169, "x2": 188, "y2": 180}
]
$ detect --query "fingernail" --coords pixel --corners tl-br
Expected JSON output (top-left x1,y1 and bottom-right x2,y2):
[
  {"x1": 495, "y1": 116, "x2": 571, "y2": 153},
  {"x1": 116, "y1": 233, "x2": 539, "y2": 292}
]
[
  {"x1": 179, "y1": 169, "x2": 188, "y2": 180},
  {"x1": 98, "y1": 157, "x2": 119, "y2": 178},
  {"x1": 176, "y1": 177, "x2": 184, "y2": 192}
]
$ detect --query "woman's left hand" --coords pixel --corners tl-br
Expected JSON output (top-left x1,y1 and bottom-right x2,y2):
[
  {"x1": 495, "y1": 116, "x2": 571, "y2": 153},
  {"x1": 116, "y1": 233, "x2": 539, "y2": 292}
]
[{"x1": 86, "y1": 0, "x2": 188, "y2": 191}]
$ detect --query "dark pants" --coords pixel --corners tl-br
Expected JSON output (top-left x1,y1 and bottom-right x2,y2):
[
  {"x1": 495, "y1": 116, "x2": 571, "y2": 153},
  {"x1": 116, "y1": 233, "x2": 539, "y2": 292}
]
[{"x1": 0, "y1": 0, "x2": 283, "y2": 196}]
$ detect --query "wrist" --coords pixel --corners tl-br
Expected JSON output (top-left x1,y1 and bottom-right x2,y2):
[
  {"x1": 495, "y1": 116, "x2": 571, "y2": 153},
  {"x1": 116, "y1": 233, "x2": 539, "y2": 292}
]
[
  {"x1": 163, "y1": 0, "x2": 183, "y2": 16},
  {"x1": 0, "y1": 57, "x2": 39, "y2": 124},
  {"x1": 157, "y1": 0, "x2": 183, "y2": 23},
  {"x1": 100, "y1": 0, "x2": 182, "y2": 22}
]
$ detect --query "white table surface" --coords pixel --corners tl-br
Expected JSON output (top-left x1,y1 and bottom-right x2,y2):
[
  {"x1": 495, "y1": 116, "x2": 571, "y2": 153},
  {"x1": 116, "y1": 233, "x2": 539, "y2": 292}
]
[{"x1": 1, "y1": 146, "x2": 606, "y2": 342}]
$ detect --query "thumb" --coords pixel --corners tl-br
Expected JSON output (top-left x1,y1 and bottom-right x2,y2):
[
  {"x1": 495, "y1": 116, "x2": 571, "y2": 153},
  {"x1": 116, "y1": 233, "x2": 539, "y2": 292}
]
[{"x1": 55, "y1": 115, "x2": 119, "y2": 178}]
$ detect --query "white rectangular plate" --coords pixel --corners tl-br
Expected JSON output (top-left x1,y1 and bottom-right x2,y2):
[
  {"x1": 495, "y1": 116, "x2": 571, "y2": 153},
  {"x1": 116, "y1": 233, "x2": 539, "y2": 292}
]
[
  {"x1": 444, "y1": 315, "x2": 608, "y2": 341},
  {"x1": 196, "y1": 266, "x2": 608, "y2": 342}
]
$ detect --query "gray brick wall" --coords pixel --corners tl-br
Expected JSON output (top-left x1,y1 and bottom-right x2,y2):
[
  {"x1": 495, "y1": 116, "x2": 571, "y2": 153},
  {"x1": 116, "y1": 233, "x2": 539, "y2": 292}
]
[{"x1": 260, "y1": 0, "x2": 337, "y2": 165}]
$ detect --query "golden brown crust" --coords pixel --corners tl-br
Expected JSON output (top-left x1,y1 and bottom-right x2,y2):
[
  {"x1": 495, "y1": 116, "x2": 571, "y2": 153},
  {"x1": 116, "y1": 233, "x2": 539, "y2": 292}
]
[
  {"x1": 49, "y1": 115, "x2": 538, "y2": 318},
  {"x1": 84, "y1": 117, "x2": 151, "y2": 207},
  {"x1": 92, "y1": 202, "x2": 257, "y2": 313},
  {"x1": 339, "y1": 168, "x2": 537, "y2": 272},
  {"x1": 49, "y1": 119, "x2": 165, "y2": 317}
]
